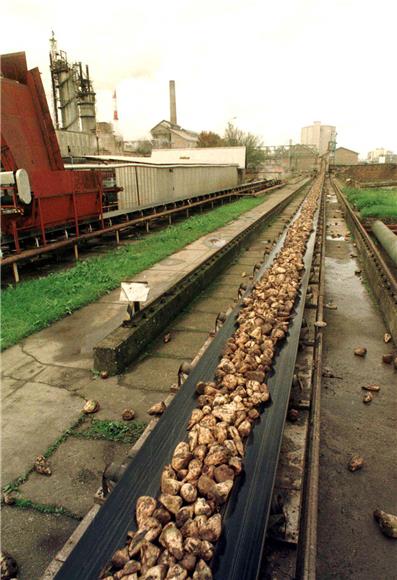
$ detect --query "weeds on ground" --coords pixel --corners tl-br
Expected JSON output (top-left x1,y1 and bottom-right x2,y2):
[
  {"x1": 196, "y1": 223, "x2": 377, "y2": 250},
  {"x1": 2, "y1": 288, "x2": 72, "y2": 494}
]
[
  {"x1": 13, "y1": 498, "x2": 81, "y2": 519},
  {"x1": 1, "y1": 197, "x2": 267, "y2": 350},
  {"x1": 73, "y1": 419, "x2": 146, "y2": 444},
  {"x1": 2, "y1": 416, "x2": 146, "y2": 518},
  {"x1": 43, "y1": 415, "x2": 87, "y2": 459},
  {"x1": 344, "y1": 187, "x2": 397, "y2": 219},
  {"x1": 2, "y1": 415, "x2": 87, "y2": 494}
]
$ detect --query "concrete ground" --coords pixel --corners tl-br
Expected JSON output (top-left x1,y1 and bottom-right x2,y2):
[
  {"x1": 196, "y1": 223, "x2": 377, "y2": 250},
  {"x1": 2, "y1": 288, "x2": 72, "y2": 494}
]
[
  {"x1": 1, "y1": 508, "x2": 78, "y2": 580},
  {"x1": 1, "y1": 182, "x2": 306, "y2": 579},
  {"x1": 317, "y1": 186, "x2": 397, "y2": 578}
]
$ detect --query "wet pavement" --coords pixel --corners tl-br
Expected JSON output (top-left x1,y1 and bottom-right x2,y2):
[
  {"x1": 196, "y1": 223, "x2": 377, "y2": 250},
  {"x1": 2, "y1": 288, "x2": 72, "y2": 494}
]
[
  {"x1": 317, "y1": 185, "x2": 397, "y2": 579},
  {"x1": 1, "y1": 182, "x2": 307, "y2": 579}
]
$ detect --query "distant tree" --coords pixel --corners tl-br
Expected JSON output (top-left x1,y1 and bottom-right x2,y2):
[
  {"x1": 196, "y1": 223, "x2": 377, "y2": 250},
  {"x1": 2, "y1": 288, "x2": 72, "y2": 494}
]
[
  {"x1": 136, "y1": 140, "x2": 152, "y2": 156},
  {"x1": 223, "y1": 122, "x2": 265, "y2": 169},
  {"x1": 197, "y1": 131, "x2": 224, "y2": 148}
]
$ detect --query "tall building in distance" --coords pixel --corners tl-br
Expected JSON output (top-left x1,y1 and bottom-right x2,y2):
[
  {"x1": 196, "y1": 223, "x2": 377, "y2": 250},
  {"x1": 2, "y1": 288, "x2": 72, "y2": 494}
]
[
  {"x1": 301, "y1": 121, "x2": 337, "y2": 156},
  {"x1": 367, "y1": 148, "x2": 397, "y2": 164}
]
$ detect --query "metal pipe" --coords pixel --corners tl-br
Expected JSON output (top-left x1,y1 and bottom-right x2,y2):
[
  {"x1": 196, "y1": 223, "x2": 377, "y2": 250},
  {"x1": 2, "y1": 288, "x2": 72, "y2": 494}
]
[{"x1": 372, "y1": 219, "x2": 397, "y2": 266}]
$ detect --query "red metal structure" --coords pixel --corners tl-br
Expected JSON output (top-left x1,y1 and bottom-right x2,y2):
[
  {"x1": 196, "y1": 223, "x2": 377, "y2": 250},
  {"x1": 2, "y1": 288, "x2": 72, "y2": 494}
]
[
  {"x1": 1, "y1": 52, "x2": 103, "y2": 251},
  {"x1": 1, "y1": 52, "x2": 281, "y2": 283}
]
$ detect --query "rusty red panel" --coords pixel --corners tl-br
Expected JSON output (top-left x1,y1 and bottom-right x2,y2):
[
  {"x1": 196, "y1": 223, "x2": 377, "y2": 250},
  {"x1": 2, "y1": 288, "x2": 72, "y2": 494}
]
[
  {"x1": 1, "y1": 52, "x2": 103, "y2": 248},
  {"x1": 0, "y1": 52, "x2": 28, "y2": 83},
  {"x1": 1, "y1": 77, "x2": 54, "y2": 172},
  {"x1": 23, "y1": 170, "x2": 100, "y2": 228},
  {"x1": 27, "y1": 67, "x2": 64, "y2": 171},
  {"x1": 1, "y1": 167, "x2": 102, "y2": 235}
]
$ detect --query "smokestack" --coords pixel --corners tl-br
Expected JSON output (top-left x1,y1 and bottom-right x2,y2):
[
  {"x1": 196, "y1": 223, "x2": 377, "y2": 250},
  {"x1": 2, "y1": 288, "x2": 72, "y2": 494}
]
[
  {"x1": 169, "y1": 80, "x2": 177, "y2": 126},
  {"x1": 113, "y1": 90, "x2": 119, "y2": 122}
]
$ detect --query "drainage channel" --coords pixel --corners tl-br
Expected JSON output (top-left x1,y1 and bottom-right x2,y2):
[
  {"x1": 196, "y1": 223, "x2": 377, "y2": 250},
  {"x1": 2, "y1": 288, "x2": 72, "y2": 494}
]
[{"x1": 331, "y1": 178, "x2": 397, "y2": 343}]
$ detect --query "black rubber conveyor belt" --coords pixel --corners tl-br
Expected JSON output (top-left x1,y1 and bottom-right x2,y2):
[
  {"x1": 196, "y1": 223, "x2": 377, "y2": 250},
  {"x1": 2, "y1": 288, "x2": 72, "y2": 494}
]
[
  {"x1": 212, "y1": 211, "x2": 318, "y2": 579},
  {"x1": 55, "y1": 201, "x2": 319, "y2": 580}
]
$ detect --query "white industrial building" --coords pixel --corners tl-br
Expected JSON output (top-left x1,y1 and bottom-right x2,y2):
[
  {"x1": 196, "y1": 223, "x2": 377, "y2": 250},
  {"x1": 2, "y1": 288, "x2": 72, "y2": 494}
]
[
  {"x1": 151, "y1": 147, "x2": 246, "y2": 169},
  {"x1": 301, "y1": 122, "x2": 336, "y2": 156}
]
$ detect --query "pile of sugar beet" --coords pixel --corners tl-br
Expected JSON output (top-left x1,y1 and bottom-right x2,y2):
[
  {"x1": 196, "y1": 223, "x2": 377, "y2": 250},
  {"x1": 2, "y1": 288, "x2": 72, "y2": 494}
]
[{"x1": 101, "y1": 177, "x2": 323, "y2": 580}]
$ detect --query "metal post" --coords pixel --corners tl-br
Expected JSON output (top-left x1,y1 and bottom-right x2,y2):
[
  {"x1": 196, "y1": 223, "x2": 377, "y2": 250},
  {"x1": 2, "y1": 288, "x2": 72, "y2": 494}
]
[
  {"x1": 115, "y1": 230, "x2": 120, "y2": 244},
  {"x1": 74, "y1": 243, "x2": 79, "y2": 260},
  {"x1": 146, "y1": 221, "x2": 150, "y2": 233},
  {"x1": 12, "y1": 262, "x2": 20, "y2": 284}
]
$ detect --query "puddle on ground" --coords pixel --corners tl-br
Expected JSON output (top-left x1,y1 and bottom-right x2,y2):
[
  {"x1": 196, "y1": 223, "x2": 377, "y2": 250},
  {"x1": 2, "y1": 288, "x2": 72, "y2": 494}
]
[
  {"x1": 205, "y1": 237, "x2": 227, "y2": 248},
  {"x1": 326, "y1": 235, "x2": 346, "y2": 241}
]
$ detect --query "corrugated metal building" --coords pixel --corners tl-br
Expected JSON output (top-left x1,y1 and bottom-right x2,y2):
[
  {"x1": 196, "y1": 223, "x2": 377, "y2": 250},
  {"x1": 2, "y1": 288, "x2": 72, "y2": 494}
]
[
  {"x1": 115, "y1": 163, "x2": 238, "y2": 210},
  {"x1": 66, "y1": 161, "x2": 239, "y2": 211}
]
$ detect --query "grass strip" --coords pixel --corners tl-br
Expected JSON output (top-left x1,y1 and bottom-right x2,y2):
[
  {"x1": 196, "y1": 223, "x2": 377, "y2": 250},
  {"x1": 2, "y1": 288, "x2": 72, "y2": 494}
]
[
  {"x1": 343, "y1": 187, "x2": 397, "y2": 219},
  {"x1": 13, "y1": 497, "x2": 81, "y2": 520},
  {"x1": 1, "y1": 196, "x2": 268, "y2": 350},
  {"x1": 72, "y1": 419, "x2": 146, "y2": 444}
]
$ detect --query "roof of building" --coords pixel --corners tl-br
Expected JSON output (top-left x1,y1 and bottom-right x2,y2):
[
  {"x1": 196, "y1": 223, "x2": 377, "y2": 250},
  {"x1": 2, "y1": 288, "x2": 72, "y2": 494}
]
[
  {"x1": 79, "y1": 155, "x2": 237, "y2": 168},
  {"x1": 151, "y1": 120, "x2": 198, "y2": 142},
  {"x1": 335, "y1": 147, "x2": 359, "y2": 154},
  {"x1": 151, "y1": 146, "x2": 246, "y2": 169}
]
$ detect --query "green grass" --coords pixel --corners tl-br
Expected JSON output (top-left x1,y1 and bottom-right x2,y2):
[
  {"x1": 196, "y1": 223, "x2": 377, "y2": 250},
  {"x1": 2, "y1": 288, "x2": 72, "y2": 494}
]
[
  {"x1": 13, "y1": 497, "x2": 81, "y2": 519},
  {"x1": 1, "y1": 196, "x2": 268, "y2": 350},
  {"x1": 74, "y1": 419, "x2": 146, "y2": 444},
  {"x1": 343, "y1": 187, "x2": 397, "y2": 219}
]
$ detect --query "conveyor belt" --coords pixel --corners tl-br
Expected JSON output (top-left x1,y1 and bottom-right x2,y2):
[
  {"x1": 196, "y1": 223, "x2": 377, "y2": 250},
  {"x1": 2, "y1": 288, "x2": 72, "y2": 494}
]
[
  {"x1": 55, "y1": 194, "x2": 319, "y2": 580},
  {"x1": 212, "y1": 209, "x2": 319, "y2": 580}
]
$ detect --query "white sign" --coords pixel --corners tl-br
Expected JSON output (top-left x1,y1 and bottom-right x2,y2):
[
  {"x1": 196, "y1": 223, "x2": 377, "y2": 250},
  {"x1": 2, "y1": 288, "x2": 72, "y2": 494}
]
[{"x1": 119, "y1": 282, "x2": 150, "y2": 303}]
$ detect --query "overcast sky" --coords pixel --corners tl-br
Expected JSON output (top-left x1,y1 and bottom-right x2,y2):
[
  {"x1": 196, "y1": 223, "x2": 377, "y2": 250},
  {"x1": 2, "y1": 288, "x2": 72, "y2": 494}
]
[{"x1": 2, "y1": 0, "x2": 396, "y2": 158}]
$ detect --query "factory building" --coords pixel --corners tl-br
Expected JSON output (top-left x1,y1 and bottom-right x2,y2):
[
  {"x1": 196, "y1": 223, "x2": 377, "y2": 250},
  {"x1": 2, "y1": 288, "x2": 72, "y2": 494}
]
[
  {"x1": 334, "y1": 147, "x2": 359, "y2": 165},
  {"x1": 150, "y1": 81, "x2": 199, "y2": 149},
  {"x1": 150, "y1": 120, "x2": 199, "y2": 149},
  {"x1": 151, "y1": 146, "x2": 246, "y2": 182},
  {"x1": 367, "y1": 148, "x2": 397, "y2": 164},
  {"x1": 151, "y1": 147, "x2": 246, "y2": 167},
  {"x1": 301, "y1": 121, "x2": 336, "y2": 156},
  {"x1": 49, "y1": 33, "x2": 96, "y2": 134},
  {"x1": 50, "y1": 34, "x2": 124, "y2": 158},
  {"x1": 56, "y1": 129, "x2": 97, "y2": 157},
  {"x1": 96, "y1": 122, "x2": 124, "y2": 155}
]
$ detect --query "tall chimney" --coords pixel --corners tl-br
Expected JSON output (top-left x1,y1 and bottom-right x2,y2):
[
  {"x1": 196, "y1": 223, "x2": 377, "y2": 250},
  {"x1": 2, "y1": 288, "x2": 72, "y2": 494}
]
[
  {"x1": 113, "y1": 90, "x2": 119, "y2": 121},
  {"x1": 169, "y1": 80, "x2": 177, "y2": 126}
]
